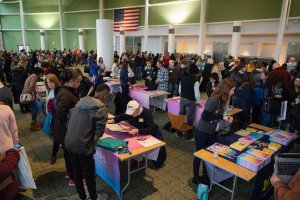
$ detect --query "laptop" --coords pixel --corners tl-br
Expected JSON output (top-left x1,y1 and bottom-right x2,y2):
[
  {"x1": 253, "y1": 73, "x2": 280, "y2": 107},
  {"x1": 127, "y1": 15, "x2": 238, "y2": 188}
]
[{"x1": 274, "y1": 153, "x2": 300, "y2": 185}]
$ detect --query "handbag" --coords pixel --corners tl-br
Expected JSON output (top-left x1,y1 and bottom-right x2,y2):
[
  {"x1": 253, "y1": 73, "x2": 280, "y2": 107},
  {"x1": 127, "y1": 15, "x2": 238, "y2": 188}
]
[
  {"x1": 20, "y1": 93, "x2": 33, "y2": 104},
  {"x1": 14, "y1": 147, "x2": 37, "y2": 189},
  {"x1": 96, "y1": 137, "x2": 131, "y2": 154},
  {"x1": 42, "y1": 112, "x2": 52, "y2": 135}
]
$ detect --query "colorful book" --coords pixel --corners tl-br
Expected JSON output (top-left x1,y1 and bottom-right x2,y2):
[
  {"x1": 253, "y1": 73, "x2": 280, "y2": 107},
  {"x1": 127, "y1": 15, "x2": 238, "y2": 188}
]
[
  {"x1": 268, "y1": 142, "x2": 282, "y2": 151},
  {"x1": 245, "y1": 127, "x2": 257, "y2": 132},
  {"x1": 238, "y1": 136, "x2": 257, "y2": 145},
  {"x1": 269, "y1": 133, "x2": 293, "y2": 145},
  {"x1": 207, "y1": 143, "x2": 237, "y2": 160},
  {"x1": 230, "y1": 141, "x2": 248, "y2": 151},
  {"x1": 246, "y1": 148, "x2": 271, "y2": 165},
  {"x1": 237, "y1": 153, "x2": 264, "y2": 172},
  {"x1": 262, "y1": 148, "x2": 275, "y2": 155},
  {"x1": 272, "y1": 130, "x2": 294, "y2": 137},
  {"x1": 235, "y1": 129, "x2": 251, "y2": 136},
  {"x1": 248, "y1": 132, "x2": 263, "y2": 140}
]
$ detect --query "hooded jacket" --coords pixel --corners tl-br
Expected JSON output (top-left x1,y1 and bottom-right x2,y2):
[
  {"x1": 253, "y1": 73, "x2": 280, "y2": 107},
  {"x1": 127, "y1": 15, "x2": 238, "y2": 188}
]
[{"x1": 64, "y1": 96, "x2": 108, "y2": 155}]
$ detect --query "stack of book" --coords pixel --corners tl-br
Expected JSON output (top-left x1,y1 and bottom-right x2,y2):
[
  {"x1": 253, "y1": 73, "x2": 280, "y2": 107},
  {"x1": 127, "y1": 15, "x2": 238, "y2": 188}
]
[
  {"x1": 262, "y1": 148, "x2": 275, "y2": 155},
  {"x1": 269, "y1": 130, "x2": 294, "y2": 145},
  {"x1": 246, "y1": 148, "x2": 271, "y2": 165},
  {"x1": 230, "y1": 141, "x2": 248, "y2": 151},
  {"x1": 268, "y1": 142, "x2": 282, "y2": 151},
  {"x1": 236, "y1": 153, "x2": 264, "y2": 172}
]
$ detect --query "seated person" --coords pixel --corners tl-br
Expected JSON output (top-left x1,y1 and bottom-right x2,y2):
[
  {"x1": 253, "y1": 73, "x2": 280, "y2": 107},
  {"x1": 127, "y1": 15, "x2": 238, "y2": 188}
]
[
  {"x1": 271, "y1": 170, "x2": 300, "y2": 200},
  {"x1": 108, "y1": 100, "x2": 157, "y2": 136},
  {"x1": 0, "y1": 149, "x2": 20, "y2": 200}
]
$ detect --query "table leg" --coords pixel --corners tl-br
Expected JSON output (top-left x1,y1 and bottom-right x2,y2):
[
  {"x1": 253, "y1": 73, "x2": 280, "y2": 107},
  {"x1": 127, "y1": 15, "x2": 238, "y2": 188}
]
[
  {"x1": 120, "y1": 159, "x2": 131, "y2": 200},
  {"x1": 231, "y1": 176, "x2": 237, "y2": 200},
  {"x1": 144, "y1": 157, "x2": 154, "y2": 184}
]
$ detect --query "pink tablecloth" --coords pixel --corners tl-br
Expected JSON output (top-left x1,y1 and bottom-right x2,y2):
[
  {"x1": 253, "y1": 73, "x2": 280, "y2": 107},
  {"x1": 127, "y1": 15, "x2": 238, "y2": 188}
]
[
  {"x1": 167, "y1": 98, "x2": 206, "y2": 126},
  {"x1": 129, "y1": 87, "x2": 168, "y2": 109}
]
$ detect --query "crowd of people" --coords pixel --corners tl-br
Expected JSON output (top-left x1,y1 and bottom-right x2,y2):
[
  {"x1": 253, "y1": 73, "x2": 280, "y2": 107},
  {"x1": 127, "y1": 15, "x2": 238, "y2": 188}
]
[{"x1": 0, "y1": 47, "x2": 300, "y2": 200}]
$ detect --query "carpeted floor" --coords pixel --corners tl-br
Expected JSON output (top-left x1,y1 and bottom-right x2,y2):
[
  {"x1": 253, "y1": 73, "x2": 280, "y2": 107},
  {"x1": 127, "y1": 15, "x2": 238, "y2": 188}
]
[{"x1": 14, "y1": 66, "x2": 299, "y2": 200}]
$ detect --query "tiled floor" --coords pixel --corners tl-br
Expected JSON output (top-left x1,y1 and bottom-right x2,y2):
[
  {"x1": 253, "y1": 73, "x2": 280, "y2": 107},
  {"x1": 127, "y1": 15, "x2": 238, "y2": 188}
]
[{"x1": 14, "y1": 68, "x2": 299, "y2": 200}]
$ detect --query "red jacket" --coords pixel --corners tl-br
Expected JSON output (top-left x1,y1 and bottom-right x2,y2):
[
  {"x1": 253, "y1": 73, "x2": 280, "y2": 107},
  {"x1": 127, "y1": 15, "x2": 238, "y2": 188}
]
[
  {"x1": 270, "y1": 67, "x2": 291, "y2": 89},
  {"x1": 0, "y1": 150, "x2": 20, "y2": 200}
]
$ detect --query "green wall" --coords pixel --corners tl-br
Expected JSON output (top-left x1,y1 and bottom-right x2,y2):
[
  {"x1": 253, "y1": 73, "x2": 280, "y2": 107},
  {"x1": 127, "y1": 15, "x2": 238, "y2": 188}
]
[
  {"x1": 45, "y1": 31, "x2": 61, "y2": 50},
  {"x1": 63, "y1": 0, "x2": 99, "y2": 11},
  {"x1": 2, "y1": 31, "x2": 22, "y2": 51},
  {"x1": 104, "y1": 0, "x2": 144, "y2": 9},
  {"x1": 206, "y1": 0, "x2": 281, "y2": 22},
  {"x1": 149, "y1": 1, "x2": 200, "y2": 25},
  {"x1": 0, "y1": 2, "x2": 19, "y2": 13},
  {"x1": 1, "y1": 15, "x2": 21, "y2": 29},
  {"x1": 26, "y1": 31, "x2": 40, "y2": 50},
  {"x1": 24, "y1": 14, "x2": 60, "y2": 29},
  {"x1": 85, "y1": 30, "x2": 96, "y2": 51},
  {"x1": 64, "y1": 12, "x2": 98, "y2": 28},
  {"x1": 23, "y1": 0, "x2": 58, "y2": 13},
  {"x1": 64, "y1": 30, "x2": 78, "y2": 50},
  {"x1": 290, "y1": 0, "x2": 300, "y2": 17}
]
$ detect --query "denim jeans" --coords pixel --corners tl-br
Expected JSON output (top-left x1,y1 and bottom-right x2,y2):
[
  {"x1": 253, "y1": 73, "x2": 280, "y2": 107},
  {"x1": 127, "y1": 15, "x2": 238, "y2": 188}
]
[
  {"x1": 30, "y1": 98, "x2": 38, "y2": 121},
  {"x1": 179, "y1": 97, "x2": 196, "y2": 125},
  {"x1": 135, "y1": 66, "x2": 143, "y2": 81},
  {"x1": 168, "y1": 82, "x2": 178, "y2": 97},
  {"x1": 260, "y1": 111, "x2": 277, "y2": 127},
  {"x1": 193, "y1": 129, "x2": 216, "y2": 178}
]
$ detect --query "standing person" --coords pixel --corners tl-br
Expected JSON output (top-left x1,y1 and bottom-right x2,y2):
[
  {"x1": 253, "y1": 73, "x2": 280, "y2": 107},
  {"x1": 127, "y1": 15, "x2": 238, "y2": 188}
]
[
  {"x1": 134, "y1": 52, "x2": 143, "y2": 81},
  {"x1": 167, "y1": 59, "x2": 180, "y2": 97},
  {"x1": 0, "y1": 81, "x2": 13, "y2": 110},
  {"x1": 206, "y1": 72, "x2": 219, "y2": 98},
  {"x1": 11, "y1": 59, "x2": 28, "y2": 113},
  {"x1": 53, "y1": 69, "x2": 82, "y2": 186},
  {"x1": 22, "y1": 67, "x2": 44, "y2": 131},
  {"x1": 200, "y1": 58, "x2": 214, "y2": 92},
  {"x1": 155, "y1": 61, "x2": 169, "y2": 91},
  {"x1": 0, "y1": 101, "x2": 19, "y2": 154},
  {"x1": 110, "y1": 58, "x2": 120, "y2": 79},
  {"x1": 252, "y1": 71, "x2": 267, "y2": 123},
  {"x1": 261, "y1": 75, "x2": 286, "y2": 127},
  {"x1": 193, "y1": 79, "x2": 235, "y2": 185},
  {"x1": 178, "y1": 64, "x2": 200, "y2": 140},
  {"x1": 143, "y1": 60, "x2": 156, "y2": 89},
  {"x1": 0, "y1": 55, "x2": 6, "y2": 84},
  {"x1": 269, "y1": 62, "x2": 291, "y2": 90},
  {"x1": 44, "y1": 74, "x2": 61, "y2": 165},
  {"x1": 65, "y1": 84, "x2": 110, "y2": 200},
  {"x1": 280, "y1": 75, "x2": 300, "y2": 141},
  {"x1": 119, "y1": 61, "x2": 131, "y2": 95}
]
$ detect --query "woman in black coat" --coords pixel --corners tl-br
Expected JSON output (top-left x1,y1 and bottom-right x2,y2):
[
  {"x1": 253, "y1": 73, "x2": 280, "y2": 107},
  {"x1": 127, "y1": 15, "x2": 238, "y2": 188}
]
[{"x1": 53, "y1": 68, "x2": 82, "y2": 185}]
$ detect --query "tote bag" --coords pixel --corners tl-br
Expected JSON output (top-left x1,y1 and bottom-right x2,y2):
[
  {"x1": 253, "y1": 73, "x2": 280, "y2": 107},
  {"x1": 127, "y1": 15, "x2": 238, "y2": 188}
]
[
  {"x1": 14, "y1": 147, "x2": 37, "y2": 189},
  {"x1": 42, "y1": 112, "x2": 52, "y2": 135}
]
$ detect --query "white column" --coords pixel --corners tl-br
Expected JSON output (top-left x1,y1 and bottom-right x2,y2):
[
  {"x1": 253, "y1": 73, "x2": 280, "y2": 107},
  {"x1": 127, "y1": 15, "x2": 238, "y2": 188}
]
[
  {"x1": 119, "y1": 27, "x2": 125, "y2": 54},
  {"x1": 230, "y1": 21, "x2": 242, "y2": 59},
  {"x1": 78, "y1": 29, "x2": 84, "y2": 51},
  {"x1": 58, "y1": 0, "x2": 64, "y2": 50},
  {"x1": 274, "y1": 0, "x2": 290, "y2": 61},
  {"x1": 99, "y1": 0, "x2": 104, "y2": 19},
  {"x1": 96, "y1": 19, "x2": 113, "y2": 68},
  {"x1": 198, "y1": 0, "x2": 207, "y2": 57},
  {"x1": 159, "y1": 36, "x2": 164, "y2": 54},
  {"x1": 19, "y1": 0, "x2": 26, "y2": 51},
  {"x1": 40, "y1": 30, "x2": 46, "y2": 50},
  {"x1": 143, "y1": 0, "x2": 149, "y2": 52},
  {"x1": 168, "y1": 24, "x2": 175, "y2": 53}
]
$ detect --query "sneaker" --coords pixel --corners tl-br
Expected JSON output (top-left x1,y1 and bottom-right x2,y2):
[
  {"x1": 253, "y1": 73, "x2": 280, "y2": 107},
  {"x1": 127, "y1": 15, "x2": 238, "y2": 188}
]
[
  {"x1": 68, "y1": 178, "x2": 75, "y2": 186},
  {"x1": 50, "y1": 155, "x2": 57, "y2": 165},
  {"x1": 65, "y1": 171, "x2": 71, "y2": 179},
  {"x1": 97, "y1": 192, "x2": 108, "y2": 200}
]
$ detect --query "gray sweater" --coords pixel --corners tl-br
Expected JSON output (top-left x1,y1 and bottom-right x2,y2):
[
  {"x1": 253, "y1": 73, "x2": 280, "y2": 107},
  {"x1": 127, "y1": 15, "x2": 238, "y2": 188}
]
[{"x1": 65, "y1": 96, "x2": 108, "y2": 155}]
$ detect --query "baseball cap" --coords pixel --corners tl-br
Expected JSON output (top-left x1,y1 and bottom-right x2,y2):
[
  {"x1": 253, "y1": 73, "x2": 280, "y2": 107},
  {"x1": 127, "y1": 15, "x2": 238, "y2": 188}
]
[{"x1": 125, "y1": 100, "x2": 140, "y2": 115}]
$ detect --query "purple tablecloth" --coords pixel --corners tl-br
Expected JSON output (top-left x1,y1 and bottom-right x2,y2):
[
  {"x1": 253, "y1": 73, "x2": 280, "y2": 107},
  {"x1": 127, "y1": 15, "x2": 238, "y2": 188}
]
[{"x1": 167, "y1": 98, "x2": 206, "y2": 126}]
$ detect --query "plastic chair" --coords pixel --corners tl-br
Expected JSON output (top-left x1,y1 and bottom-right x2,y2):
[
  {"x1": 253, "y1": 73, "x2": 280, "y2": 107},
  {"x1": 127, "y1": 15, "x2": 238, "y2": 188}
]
[{"x1": 167, "y1": 112, "x2": 193, "y2": 132}]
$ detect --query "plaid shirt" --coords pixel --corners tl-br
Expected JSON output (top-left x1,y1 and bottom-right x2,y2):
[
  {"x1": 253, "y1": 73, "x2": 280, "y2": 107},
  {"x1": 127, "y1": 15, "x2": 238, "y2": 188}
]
[{"x1": 157, "y1": 67, "x2": 169, "y2": 91}]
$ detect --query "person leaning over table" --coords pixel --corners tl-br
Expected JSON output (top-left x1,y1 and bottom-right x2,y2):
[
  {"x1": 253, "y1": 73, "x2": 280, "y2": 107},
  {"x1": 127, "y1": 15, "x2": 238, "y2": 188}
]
[
  {"x1": 107, "y1": 100, "x2": 157, "y2": 136},
  {"x1": 65, "y1": 84, "x2": 110, "y2": 200},
  {"x1": 270, "y1": 170, "x2": 300, "y2": 200},
  {"x1": 192, "y1": 79, "x2": 235, "y2": 186}
]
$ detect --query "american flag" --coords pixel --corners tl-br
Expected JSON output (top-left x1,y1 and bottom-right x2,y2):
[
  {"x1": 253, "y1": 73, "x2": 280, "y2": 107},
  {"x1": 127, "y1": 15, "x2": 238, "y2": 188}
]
[{"x1": 114, "y1": 8, "x2": 140, "y2": 32}]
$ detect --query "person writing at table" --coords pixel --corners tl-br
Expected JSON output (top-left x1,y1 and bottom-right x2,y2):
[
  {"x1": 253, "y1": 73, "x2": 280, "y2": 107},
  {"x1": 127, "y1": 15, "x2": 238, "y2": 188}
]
[
  {"x1": 192, "y1": 79, "x2": 235, "y2": 185},
  {"x1": 270, "y1": 170, "x2": 300, "y2": 200},
  {"x1": 107, "y1": 100, "x2": 156, "y2": 136}
]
